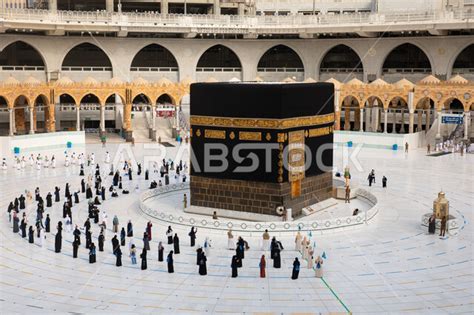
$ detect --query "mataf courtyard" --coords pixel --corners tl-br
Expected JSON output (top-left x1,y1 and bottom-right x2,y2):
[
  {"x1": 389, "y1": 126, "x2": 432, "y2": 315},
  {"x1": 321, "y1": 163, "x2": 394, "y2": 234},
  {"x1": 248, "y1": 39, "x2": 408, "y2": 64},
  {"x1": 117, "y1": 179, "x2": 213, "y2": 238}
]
[{"x1": 0, "y1": 142, "x2": 472, "y2": 314}]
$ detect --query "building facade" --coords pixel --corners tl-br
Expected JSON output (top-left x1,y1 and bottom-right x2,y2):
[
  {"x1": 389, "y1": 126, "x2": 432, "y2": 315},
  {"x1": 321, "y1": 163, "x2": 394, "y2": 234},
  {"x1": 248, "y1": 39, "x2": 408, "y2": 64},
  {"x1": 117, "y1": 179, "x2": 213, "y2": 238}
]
[{"x1": 0, "y1": 3, "x2": 473, "y2": 140}]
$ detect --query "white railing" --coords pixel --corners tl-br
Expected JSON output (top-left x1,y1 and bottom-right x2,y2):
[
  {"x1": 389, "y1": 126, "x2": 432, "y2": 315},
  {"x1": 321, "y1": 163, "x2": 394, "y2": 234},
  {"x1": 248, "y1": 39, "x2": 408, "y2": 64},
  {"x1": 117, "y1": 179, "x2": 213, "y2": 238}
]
[
  {"x1": 0, "y1": 8, "x2": 472, "y2": 33},
  {"x1": 1, "y1": 66, "x2": 45, "y2": 71},
  {"x1": 131, "y1": 67, "x2": 178, "y2": 72},
  {"x1": 383, "y1": 68, "x2": 432, "y2": 74},
  {"x1": 257, "y1": 67, "x2": 304, "y2": 72},
  {"x1": 196, "y1": 67, "x2": 242, "y2": 72},
  {"x1": 62, "y1": 66, "x2": 112, "y2": 71},
  {"x1": 320, "y1": 68, "x2": 364, "y2": 73}
]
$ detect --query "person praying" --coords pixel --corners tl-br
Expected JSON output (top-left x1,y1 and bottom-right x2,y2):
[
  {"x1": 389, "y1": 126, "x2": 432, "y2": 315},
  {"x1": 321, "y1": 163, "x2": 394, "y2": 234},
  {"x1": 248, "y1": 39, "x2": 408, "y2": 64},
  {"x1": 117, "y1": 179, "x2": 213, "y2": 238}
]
[
  {"x1": 146, "y1": 221, "x2": 153, "y2": 241},
  {"x1": 166, "y1": 226, "x2": 173, "y2": 244},
  {"x1": 260, "y1": 255, "x2": 266, "y2": 278},
  {"x1": 273, "y1": 245, "x2": 281, "y2": 268},
  {"x1": 167, "y1": 251, "x2": 174, "y2": 273},
  {"x1": 291, "y1": 258, "x2": 300, "y2": 280},
  {"x1": 98, "y1": 230, "x2": 105, "y2": 251},
  {"x1": 73, "y1": 238, "x2": 79, "y2": 258},
  {"x1": 158, "y1": 241, "x2": 164, "y2": 262},
  {"x1": 140, "y1": 248, "x2": 147, "y2": 270},
  {"x1": 127, "y1": 220, "x2": 133, "y2": 237},
  {"x1": 120, "y1": 227, "x2": 126, "y2": 246},
  {"x1": 231, "y1": 255, "x2": 239, "y2": 278},
  {"x1": 44, "y1": 214, "x2": 50, "y2": 233},
  {"x1": 89, "y1": 243, "x2": 96, "y2": 264},
  {"x1": 55, "y1": 222, "x2": 63, "y2": 253},
  {"x1": 188, "y1": 226, "x2": 197, "y2": 247},
  {"x1": 28, "y1": 226, "x2": 34, "y2": 244},
  {"x1": 20, "y1": 216, "x2": 28, "y2": 238},
  {"x1": 143, "y1": 232, "x2": 150, "y2": 251},
  {"x1": 116, "y1": 246, "x2": 123, "y2": 267},
  {"x1": 198, "y1": 252, "x2": 207, "y2": 276},
  {"x1": 173, "y1": 233, "x2": 180, "y2": 254}
]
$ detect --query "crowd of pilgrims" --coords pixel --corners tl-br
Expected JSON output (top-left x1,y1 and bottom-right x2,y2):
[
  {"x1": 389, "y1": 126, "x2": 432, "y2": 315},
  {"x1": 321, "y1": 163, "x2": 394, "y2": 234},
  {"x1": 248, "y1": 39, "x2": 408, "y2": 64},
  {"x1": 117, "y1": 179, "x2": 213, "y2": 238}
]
[{"x1": 6, "y1": 150, "x2": 325, "y2": 279}]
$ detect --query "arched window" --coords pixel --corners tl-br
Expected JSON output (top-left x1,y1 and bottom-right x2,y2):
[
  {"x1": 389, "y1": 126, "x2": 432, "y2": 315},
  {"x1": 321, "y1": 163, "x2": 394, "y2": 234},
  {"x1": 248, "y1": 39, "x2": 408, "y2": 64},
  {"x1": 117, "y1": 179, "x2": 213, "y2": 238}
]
[
  {"x1": 0, "y1": 41, "x2": 45, "y2": 70},
  {"x1": 383, "y1": 43, "x2": 431, "y2": 73},
  {"x1": 131, "y1": 44, "x2": 178, "y2": 71},
  {"x1": 62, "y1": 43, "x2": 112, "y2": 70},
  {"x1": 196, "y1": 45, "x2": 241, "y2": 70}
]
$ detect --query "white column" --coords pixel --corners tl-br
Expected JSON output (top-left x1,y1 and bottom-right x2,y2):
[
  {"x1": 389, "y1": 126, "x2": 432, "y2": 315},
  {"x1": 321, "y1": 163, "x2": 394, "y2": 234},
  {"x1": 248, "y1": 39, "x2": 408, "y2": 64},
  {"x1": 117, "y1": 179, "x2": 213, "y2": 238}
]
[
  {"x1": 436, "y1": 110, "x2": 442, "y2": 139},
  {"x1": 214, "y1": 0, "x2": 220, "y2": 15},
  {"x1": 365, "y1": 106, "x2": 371, "y2": 132},
  {"x1": 162, "y1": 0, "x2": 169, "y2": 14},
  {"x1": 384, "y1": 109, "x2": 388, "y2": 133},
  {"x1": 464, "y1": 111, "x2": 470, "y2": 140},
  {"x1": 373, "y1": 107, "x2": 379, "y2": 132},
  {"x1": 8, "y1": 108, "x2": 14, "y2": 136},
  {"x1": 151, "y1": 104, "x2": 156, "y2": 131},
  {"x1": 106, "y1": 0, "x2": 114, "y2": 12},
  {"x1": 29, "y1": 107, "x2": 34, "y2": 134},
  {"x1": 400, "y1": 108, "x2": 405, "y2": 133},
  {"x1": 392, "y1": 110, "x2": 397, "y2": 133},
  {"x1": 407, "y1": 92, "x2": 414, "y2": 134},
  {"x1": 49, "y1": 0, "x2": 57, "y2": 12},
  {"x1": 176, "y1": 106, "x2": 181, "y2": 133},
  {"x1": 76, "y1": 106, "x2": 81, "y2": 131},
  {"x1": 409, "y1": 111, "x2": 414, "y2": 133},
  {"x1": 100, "y1": 105, "x2": 106, "y2": 133},
  {"x1": 359, "y1": 108, "x2": 364, "y2": 132},
  {"x1": 426, "y1": 108, "x2": 431, "y2": 131}
]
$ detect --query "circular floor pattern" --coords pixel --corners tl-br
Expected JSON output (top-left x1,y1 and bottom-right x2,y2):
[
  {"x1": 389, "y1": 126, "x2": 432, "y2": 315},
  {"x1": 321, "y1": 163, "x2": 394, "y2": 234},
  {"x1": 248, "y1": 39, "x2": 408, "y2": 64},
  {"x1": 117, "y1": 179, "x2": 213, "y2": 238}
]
[{"x1": 0, "y1": 143, "x2": 473, "y2": 314}]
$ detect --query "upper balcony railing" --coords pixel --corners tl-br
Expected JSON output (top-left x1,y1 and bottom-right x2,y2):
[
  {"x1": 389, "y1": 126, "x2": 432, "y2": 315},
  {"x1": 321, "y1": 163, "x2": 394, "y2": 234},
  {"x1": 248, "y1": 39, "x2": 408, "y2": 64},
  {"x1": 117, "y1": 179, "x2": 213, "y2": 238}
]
[{"x1": 0, "y1": 8, "x2": 473, "y2": 34}]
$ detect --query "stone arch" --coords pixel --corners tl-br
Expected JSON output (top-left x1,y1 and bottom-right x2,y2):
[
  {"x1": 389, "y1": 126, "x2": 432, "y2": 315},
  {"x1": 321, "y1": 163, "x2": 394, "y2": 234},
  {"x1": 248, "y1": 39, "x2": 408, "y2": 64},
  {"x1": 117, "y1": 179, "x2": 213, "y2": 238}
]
[
  {"x1": 103, "y1": 93, "x2": 127, "y2": 106},
  {"x1": 14, "y1": 95, "x2": 30, "y2": 107},
  {"x1": 13, "y1": 95, "x2": 30, "y2": 134},
  {"x1": 258, "y1": 44, "x2": 304, "y2": 69},
  {"x1": 195, "y1": 44, "x2": 243, "y2": 81},
  {"x1": 33, "y1": 94, "x2": 49, "y2": 132},
  {"x1": 442, "y1": 97, "x2": 464, "y2": 112},
  {"x1": 0, "y1": 40, "x2": 46, "y2": 68},
  {"x1": 340, "y1": 95, "x2": 360, "y2": 131},
  {"x1": 58, "y1": 93, "x2": 78, "y2": 106},
  {"x1": 130, "y1": 44, "x2": 179, "y2": 70},
  {"x1": 257, "y1": 44, "x2": 305, "y2": 81},
  {"x1": 451, "y1": 43, "x2": 474, "y2": 76},
  {"x1": 79, "y1": 93, "x2": 102, "y2": 106},
  {"x1": 132, "y1": 93, "x2": 152, "y2": 105},
  {"x1": 361, "y1": 95, "x2": 386, "y2": 108},
  {"x1": 318, "y1": 44, "x2": 364, "y2": 82},
  {"x1": 382, "y1": 43, "x2": 432, "y2": 74},
  {"x1": 388, "y1": 96, "x2": 408, "y2": 108},
  {"x1": 0, "y1": 95, "x2": 11, "y2": 108},
  {"x1": 156, "y1": 93, "x2": 176, "y2": 105},
  {"x1": 196, "y1": 44, "x2": 242, "y2": 69},
  {"x1": 61, "y1": 43, "x2": 113, "y2": 69},
  {"x1": 415, "y1": 97, "x2": 436, "y2": 109}
]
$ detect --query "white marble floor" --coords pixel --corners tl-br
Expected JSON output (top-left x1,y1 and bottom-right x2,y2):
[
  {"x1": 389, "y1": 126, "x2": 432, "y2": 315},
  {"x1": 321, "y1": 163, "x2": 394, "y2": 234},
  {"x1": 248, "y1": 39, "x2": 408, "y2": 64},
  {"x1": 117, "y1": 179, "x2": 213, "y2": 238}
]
[{"x1": 0, "y1": 143, "x2": 473, "y2": 314}]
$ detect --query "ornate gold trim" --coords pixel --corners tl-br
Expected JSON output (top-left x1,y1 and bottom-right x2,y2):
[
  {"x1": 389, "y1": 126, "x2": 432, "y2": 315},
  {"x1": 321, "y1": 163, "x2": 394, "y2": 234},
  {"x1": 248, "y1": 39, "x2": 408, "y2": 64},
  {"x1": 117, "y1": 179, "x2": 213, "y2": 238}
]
[
  {"x1": 204, "y1": 129, "x2": 226, "y2": 139},
  {"x1": 277, "y1": 133, "x2": 286, "y2": 143},
  {"x1": 191, "y1": 113, "x2": 334, "y2": 130},
  {"x1": 239, "y1": 131, "x2": 262, "y2": 141},
  {"x1": 308, "y1": 126, "x2": 333, "y2": 138}
]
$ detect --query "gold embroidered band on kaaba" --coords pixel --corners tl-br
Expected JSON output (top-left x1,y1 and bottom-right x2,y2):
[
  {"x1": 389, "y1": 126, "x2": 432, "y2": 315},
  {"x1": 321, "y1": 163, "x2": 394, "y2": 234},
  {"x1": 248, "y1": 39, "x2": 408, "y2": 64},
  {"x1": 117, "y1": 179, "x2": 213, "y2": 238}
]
[{"x1": 191, "y1": 113, "x2": 334, "y2": 130}]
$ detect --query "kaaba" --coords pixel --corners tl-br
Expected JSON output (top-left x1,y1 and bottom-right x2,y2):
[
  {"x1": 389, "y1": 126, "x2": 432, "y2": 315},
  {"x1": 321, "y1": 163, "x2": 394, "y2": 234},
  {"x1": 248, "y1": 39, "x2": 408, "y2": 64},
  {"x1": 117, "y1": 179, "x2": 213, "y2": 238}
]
[{"x1": 190, "y1": 82, "x2": 334, "y2": 218}]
